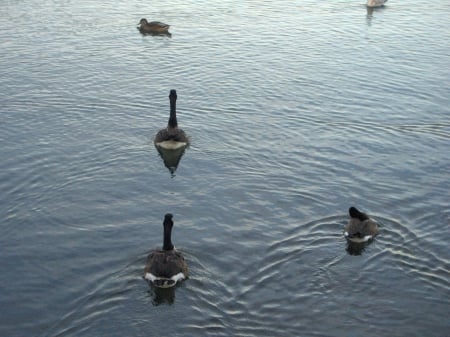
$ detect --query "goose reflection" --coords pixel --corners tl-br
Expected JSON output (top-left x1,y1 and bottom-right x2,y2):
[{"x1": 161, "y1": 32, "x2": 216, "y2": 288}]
[
  {"x1": 346, "y1": 240, "x2": 369, "y2": 256},
  {"x1": 156, "y1": 145, "x2": 186, "y2": 176},
  {"x1": 148, "y1": 286, "x2": 176, "y2": 306}
]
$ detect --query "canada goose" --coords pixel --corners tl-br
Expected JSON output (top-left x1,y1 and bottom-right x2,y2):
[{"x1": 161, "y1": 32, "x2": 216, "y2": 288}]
[
  {"x1": 138, "y1": 18, "x2": 170, "y2": 35},
  {"x1": 344, "y1": 207, "x2": 379, "y2": 243},
  {"x1": 144, "y1": 214, "x2": 188, "y2": 288},
  {"x1": 154, "y1": 90, "x2": 189, "y2": 150},
  {"x1": 367, "y1": 0, "x2": 388, "y2": 8}
]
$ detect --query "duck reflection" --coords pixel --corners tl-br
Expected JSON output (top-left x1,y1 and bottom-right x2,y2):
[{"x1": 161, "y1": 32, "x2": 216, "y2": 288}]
[
  {"x1": 156, "y1": 145, "x2": 187, "y2": 177},
  {"x1": 366, "y1": 2, "x2": 387, "y2": 25},
  {"x1": 139, "y1": 30, "x2": 172, "y2": 38},
  {"x1": 366, "y1": 6, "x2": 375, "y2": 19}
]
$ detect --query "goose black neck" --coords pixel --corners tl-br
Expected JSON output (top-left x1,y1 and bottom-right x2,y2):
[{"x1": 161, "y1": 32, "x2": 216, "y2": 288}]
[
  {"x1": 168, "y1": 90, "x2": 178, "y2": 128},
  {"x1": 162, "y1": 216, "x2": 174, "y2": 251},
  {"x1": 349, "y1": 207, "x2": 369, "y2": 221}
]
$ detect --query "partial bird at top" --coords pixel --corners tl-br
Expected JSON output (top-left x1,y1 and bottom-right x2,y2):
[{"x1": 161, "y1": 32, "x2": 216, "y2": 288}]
[{"x1": 367, "y1": 0, "x2": 388, "y2": 8}]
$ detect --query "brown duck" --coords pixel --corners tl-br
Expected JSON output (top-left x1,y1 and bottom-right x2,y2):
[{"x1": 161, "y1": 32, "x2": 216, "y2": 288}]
[{"x1": 138, "y1": 18, "x2": 170, "y2": 34}]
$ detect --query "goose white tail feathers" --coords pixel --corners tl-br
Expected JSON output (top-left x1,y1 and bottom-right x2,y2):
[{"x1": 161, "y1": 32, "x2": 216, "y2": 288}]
[
  {"x1": 144, "y1": 272, "x2": 186, "y2": 288},
  {"x1": 344, "y1": 231, "x2": 374, "y2": 243}
]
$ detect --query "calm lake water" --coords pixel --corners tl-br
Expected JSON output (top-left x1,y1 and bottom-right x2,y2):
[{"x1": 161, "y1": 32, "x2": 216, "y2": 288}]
[{"x1": 1, "y1": 1, "x2": 449, "y2": 336}]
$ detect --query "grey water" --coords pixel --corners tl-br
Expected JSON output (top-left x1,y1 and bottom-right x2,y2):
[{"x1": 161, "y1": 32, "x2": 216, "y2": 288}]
[{"x1": 1, "y1": 1, "x2": 449, "y2": 336}]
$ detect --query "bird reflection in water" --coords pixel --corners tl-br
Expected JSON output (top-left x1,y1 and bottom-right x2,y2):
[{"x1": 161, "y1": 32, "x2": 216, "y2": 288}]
[
  {"x1": 346, "y1": 240, "x2": 370, "y2": 256},
  {"x1": 365, "y1": 2, "x2": 387, "y2": 25},
  {"x1": 147, "y1": 286, "x2": 176, "y2": 306},
  {"x1": 155, "y1": 145, "x2": 187, "y2": 177}
]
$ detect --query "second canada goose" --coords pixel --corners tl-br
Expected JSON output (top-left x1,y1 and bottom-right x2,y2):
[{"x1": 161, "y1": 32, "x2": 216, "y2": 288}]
[
  {"x1": 154, "y1": 90, "x2": 189, "y2": 150},
  {"x1": 144, "y1": 214, "x2": 188, "y2": 288},
  {"x1": 344, "y1": 207, "x2": 379, "y2": 243},
  {"x1": 367, "y1": 0, "x2": 388, "y2": 8}
]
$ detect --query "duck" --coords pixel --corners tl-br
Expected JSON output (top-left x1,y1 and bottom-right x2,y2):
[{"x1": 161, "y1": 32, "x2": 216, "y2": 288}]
[
  {"x1": 154, "y1": 90, "x2": 189, "y2": 150},
  {"x1": 138, "y1": 18, "x2": 170, "y2": 35},
  {"x1": 344, "y1": 207, "x2": 379, "y2": 243},
  {"x1": 144, "y1": 214, "x2": 189, "y2": 288},
  {"x1": 367, "y1": 0, "x2": 388, "y2": 8}
]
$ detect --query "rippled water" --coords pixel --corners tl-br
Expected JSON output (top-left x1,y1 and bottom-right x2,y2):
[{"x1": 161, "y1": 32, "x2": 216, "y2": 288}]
[{"x1": 1, "y1": 1, "x2": 449, "y2": 336}]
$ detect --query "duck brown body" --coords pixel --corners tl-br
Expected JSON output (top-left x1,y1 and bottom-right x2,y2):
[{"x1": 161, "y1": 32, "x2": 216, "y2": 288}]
[{"x1": 138, "y1": 18, "x2": 170, "y2": 34}]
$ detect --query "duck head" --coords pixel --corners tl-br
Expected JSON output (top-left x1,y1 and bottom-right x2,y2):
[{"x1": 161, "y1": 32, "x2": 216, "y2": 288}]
[{"x1": 139, "y1": 18, "x2": 148, "y2": 25}]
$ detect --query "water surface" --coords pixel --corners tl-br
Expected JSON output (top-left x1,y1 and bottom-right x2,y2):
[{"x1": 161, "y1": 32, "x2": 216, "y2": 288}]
[{"x1": 1, "y1": 1, "x2": 449, "y2": 336}]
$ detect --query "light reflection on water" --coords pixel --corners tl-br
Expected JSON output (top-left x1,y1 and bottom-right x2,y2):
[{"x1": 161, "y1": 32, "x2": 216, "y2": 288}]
[{"x1": 1, "y1": 0, "x2": 449, "y2": 336}]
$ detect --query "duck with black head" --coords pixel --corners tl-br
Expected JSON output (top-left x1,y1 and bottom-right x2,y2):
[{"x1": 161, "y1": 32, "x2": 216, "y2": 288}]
[
  {"x1": 344, "y1": 207, "x2": 379, "y2": 243},
  {"x1": 144, "y1": 214, "x2": 188, "y2": 288},
  {"x1": 154, "y1": 90, "x2": 189, "y2": 150}
]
